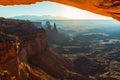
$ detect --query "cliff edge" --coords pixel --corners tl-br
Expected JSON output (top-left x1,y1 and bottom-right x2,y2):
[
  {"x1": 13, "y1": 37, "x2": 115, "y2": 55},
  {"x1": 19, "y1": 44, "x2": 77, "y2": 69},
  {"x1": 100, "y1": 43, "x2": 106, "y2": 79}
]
[{"x1": 0, "y1": 18, "x2": 88, "y2": 80}]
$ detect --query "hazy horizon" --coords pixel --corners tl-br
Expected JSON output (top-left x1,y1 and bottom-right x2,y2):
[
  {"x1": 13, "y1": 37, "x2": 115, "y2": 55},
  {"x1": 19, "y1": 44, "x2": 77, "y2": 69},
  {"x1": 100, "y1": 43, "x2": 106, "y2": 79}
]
[{"x1": 0, "y1": 1, "x2": 113, "y2": 20}]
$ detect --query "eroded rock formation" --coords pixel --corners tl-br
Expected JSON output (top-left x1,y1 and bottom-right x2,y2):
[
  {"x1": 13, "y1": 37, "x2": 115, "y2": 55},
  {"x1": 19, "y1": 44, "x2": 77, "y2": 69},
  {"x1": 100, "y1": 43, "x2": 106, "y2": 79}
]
[
  {"x1": 0, "y1": 0, "x2": 120, "y2": 21},
  {"x1": 0, "y1": 18, "x2": 88, "y2": 80},
  {"x1": 0, "y1": 18, "x2": 51, "y2": 80}
]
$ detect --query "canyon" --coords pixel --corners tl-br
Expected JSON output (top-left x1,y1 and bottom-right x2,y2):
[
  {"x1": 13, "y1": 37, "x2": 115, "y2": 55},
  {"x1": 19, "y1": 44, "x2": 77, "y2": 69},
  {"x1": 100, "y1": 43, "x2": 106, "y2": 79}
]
[
  {"x1": 0, "y1": 17, "x2": 120, "y2": 80},
  {"x1": 0, "y1": 17, "x2": 88, "y2": 80}
]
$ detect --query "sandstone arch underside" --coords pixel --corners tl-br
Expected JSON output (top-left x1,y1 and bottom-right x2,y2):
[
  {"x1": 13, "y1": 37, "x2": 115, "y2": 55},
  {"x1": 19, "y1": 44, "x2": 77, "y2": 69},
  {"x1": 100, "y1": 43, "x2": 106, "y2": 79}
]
[{"x1": 0, "y1": 0, "x2": 120, "y2": 21}]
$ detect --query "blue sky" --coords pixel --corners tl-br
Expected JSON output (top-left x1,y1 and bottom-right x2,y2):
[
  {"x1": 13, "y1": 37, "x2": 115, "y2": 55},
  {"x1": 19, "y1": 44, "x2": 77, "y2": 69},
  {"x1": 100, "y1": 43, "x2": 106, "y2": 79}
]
[{"x1": 0, "y1": 1, "x2": 112, "y2": 19}]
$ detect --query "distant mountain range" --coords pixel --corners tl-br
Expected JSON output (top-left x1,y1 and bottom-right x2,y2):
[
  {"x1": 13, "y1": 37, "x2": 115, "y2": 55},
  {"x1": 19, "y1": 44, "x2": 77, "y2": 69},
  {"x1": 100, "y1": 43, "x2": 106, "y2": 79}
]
[{"x1": 12, "y1": 15, "x2": 70, "y2": 21}]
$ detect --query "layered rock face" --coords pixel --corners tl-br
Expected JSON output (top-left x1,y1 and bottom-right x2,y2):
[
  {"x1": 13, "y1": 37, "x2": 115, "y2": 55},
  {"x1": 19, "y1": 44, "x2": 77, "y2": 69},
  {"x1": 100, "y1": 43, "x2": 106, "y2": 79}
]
[
  {"x1": 0, "y1": 33, "x2": 18, "y2": 80},
  {"x1": 0, "y1": 18, "x2": 88, "y2": 80},
  {"x1": 0, "y1": 18, "x2": 50, "y2": 80}
]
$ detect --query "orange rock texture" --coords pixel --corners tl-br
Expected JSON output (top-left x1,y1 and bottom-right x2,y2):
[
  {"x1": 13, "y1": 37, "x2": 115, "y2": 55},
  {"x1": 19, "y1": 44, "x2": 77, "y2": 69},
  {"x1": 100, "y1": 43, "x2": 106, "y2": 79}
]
[
  {"x1": 0, "y1": 0, "x2": 120, "y2": 20},
  {"x1": 0, "y1": 18, "x2": 89, "y2": 80}
]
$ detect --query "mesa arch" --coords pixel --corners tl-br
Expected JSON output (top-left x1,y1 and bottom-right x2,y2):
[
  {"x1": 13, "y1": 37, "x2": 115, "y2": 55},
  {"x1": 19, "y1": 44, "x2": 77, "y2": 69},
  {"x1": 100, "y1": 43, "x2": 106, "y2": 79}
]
[{"x1": 0, "y1": 0, "x2": 120, "y2": 21}]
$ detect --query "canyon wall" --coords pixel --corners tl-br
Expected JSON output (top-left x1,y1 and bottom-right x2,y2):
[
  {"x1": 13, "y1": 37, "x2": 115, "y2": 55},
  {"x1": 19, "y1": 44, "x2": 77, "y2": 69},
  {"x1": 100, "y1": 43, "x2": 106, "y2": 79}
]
[
  {"x1": 0, "y1": 18, "x2": 88, "y2": 80},
  {"x1": 0, "y1": 18, "x2": 50, "y2": 80}
]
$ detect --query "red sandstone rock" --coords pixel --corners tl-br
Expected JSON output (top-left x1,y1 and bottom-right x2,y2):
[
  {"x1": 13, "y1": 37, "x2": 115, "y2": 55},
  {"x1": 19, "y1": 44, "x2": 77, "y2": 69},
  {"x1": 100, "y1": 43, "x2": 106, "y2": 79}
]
[
  {"x1": 0, "y1": 18, "x2": 88, "y2": 80},
  {"x1": 0, "y1": 0, "x2": 120, "y2": 21}
]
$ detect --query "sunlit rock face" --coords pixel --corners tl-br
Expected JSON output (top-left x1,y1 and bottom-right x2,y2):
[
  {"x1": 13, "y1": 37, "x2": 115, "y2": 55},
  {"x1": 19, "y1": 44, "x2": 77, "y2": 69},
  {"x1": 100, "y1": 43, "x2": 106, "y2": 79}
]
[
  {"x1": 0, "y1": 18, "x2": 50, "y2": 80},
  {"x1": 0, "y1": 0, "x2": 120, "y2": 21},
  {"x1": 0, "y1": 33, "x2": 18, "y2": 80},
  {"x1": 0, "y1": 18, "x2": 89, "y2": 80},
  {"x1": 51, "y1": 0, "x2": 120, "y2": 21}
]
